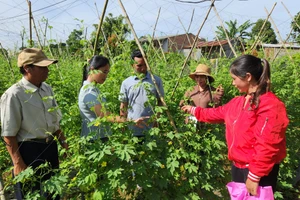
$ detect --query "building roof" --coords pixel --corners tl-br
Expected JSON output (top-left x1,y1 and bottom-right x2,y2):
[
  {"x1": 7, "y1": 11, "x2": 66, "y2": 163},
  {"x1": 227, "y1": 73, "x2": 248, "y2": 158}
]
[
  {"x1": 262, "y1": 43, "x2": 300, "y2": 49},
  {"x1": 196, "y1": 40, "x2": 229, "y2": 48}
]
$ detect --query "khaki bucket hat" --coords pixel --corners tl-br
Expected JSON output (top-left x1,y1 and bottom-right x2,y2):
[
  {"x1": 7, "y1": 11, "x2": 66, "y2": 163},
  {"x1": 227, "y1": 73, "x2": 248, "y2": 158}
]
[
  {"x1": 17, "y1": 48, "x2": 58, "y2": 67},
  {"x1": 189, "y1": 64, "x2": 214, "y2": 83}
]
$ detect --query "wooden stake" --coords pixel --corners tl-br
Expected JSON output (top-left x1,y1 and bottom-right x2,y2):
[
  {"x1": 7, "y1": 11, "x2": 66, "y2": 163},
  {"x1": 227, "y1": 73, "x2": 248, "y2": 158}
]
[
  {"x1": 118, "y1": 0, "x2": 178, "y2": 132},
  {"x1": 93, "y1": 0, "x2": 109, "y2": 55},
  {"x1": 170, "y1": 0, "x2": 216, "y2": 99}
]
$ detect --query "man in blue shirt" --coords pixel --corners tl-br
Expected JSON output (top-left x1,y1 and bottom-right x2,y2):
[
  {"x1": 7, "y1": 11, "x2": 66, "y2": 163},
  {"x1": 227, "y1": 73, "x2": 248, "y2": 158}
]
[{"x1": 119, "y1": 50, "x2": 164, "y2": 137}]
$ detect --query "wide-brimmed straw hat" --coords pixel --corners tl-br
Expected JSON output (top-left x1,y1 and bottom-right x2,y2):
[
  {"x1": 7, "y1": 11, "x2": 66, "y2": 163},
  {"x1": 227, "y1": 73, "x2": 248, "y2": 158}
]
[{"x1": 189, "y1": 64, "x2": 214, "y2": 83}]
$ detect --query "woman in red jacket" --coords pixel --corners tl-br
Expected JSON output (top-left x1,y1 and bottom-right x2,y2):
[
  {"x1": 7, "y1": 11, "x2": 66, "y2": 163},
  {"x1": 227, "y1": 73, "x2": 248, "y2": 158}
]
[{"x1": 181, "y1": 55, "x2": 289, "y2": 196}]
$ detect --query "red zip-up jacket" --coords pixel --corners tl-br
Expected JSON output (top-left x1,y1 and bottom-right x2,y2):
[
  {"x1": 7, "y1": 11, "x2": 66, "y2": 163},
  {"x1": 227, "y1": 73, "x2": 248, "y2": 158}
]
[{"x1": 190, "y1": 92, "x2": 289, "y2": 180}]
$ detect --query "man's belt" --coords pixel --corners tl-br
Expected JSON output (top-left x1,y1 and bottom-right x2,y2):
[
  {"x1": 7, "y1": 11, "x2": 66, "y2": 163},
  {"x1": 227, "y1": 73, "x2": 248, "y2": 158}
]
[{"x1": 27, "y1": 136, "x2": 54, "y2": 144}]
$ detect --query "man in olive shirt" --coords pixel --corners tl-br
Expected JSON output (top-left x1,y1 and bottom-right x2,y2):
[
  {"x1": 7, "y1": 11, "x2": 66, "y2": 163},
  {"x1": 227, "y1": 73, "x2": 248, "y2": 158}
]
[{"x1": 0, "y1": 48, "x2": 68, "y2": 199}]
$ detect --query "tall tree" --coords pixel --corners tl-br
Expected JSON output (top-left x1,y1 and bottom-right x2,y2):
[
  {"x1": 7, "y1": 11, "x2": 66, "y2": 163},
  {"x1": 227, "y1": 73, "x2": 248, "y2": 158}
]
[
  {"x1": 250, "y1": 19, "x2": 278, "y2": 44},
  {"x1": 66, "y1": 29, "x2": 84, "y2": 55},
  {"x1": 215, "y1": 20, "x2": 252, "y2": 40},
  {"x1": 90, "y1": 13, "x2": 130, "y2": 56},
  {"x1": 291, "y1": 12, "x2": 300, "y2": 44}
]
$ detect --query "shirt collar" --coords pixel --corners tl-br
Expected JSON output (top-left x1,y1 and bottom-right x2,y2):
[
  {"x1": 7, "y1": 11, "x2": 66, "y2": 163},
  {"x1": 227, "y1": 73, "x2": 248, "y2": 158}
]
[
  {"x1": 83, "y1": 80, "x2": 92, "y2": 86},
  {"x1": 134, "y1": 71, "x2": 149, "y2": 80},
  {"x1": 189, "y1": 85, "x2": 209, "y2": 96},
  {"x1": 20, "y1": 77, "x2": 47, "y2": 92}
]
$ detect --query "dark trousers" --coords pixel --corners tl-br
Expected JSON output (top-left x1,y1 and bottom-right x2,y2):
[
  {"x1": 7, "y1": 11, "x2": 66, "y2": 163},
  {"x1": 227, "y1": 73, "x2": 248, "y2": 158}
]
[
  {"x1": 231, "y1": 163, "x2": 279, "y2": 193},
  {"x1": 15, "y1": 141, "x2": 59, "y2": 200}
]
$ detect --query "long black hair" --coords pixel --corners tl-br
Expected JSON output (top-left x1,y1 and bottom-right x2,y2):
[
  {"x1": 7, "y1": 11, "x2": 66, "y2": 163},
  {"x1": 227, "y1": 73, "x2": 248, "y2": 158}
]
[
  {"x1": 82, "y1": 55, "x2": 110, "y2": 86},
  {"x1": 230, "y1": 54, "x2": 271, "y2": 109}
]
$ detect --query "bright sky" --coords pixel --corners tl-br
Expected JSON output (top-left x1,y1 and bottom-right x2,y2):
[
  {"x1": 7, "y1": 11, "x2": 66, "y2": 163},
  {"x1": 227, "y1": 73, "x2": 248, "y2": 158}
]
[{"x1": 0, "y1": 0, "x2": 299, "y2": 50}]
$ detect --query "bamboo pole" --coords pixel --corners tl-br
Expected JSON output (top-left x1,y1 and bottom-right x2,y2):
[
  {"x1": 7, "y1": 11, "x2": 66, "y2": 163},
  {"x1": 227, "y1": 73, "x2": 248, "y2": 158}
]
[
  {"x1": 178, "y1": 9, "x2": 195, "y2": 52},
  {"x1": 212, "y1": 3, "x2": 237, "y2": 57},
  {"x1": 250, "y1": 3, "x2": 277, "y2": 51},
  {"x1": 118, "y1": 0, "x2": 178, "y2": 132},
  {"x1": 264, "y1": 7, "x2": 292, "y2": 61},
  {"x1": 207, "y1": 43, "x2": 214, "y2": 58},
  {"x1": 272, "y1": 27, "x2": 293, "y2": 62},
  {"x1": 178, "y1": 17, "x2": 192, "y2": 48},
  {"x1": 93, "y1": 0, "x2": 109, "y2": 55},
  {"x1": 31, "y1": 15, "x2": 43, "y2": 49},
  {"x1": 187, "y1": 9, "x2": 195, "y2": 35},
  {"x1": 170, "y1": 0, "x2": 216, "y2": 99},
  {"x1": 0, "y1": 42, "x2": 15, "y2": 80},
  {"x1": 154, "y1": 8, "x2": 167, "y2": 62},
  {"x1": 20, "y1": 29, "x2": 25, "y2": 49},
  {"x1": 38, "y1": 21, "x2": 45, "y2": 47},
  {"x1": 94, "y1": 2, "x2": 114, "y2": 64},
  {"x1": 27, "y1": 1, "x2": 33, "y2": 47},
  {"x1": 213, "y1": 28, "x2": 226, "y2": 57},
  {"x1": 281, "y1": 2, "x2": 300, "y2": 30},
  {"x1": 148, "y1": 7, "x2": 166, "y2": 62},
  {"x1": 44, "y1": 20, "x2": 48, "y2": 47},
  {"x1": 38, "y1": 19, "x2": 48, "y2": 47},
  {"x1": 237, "y1": 37, "x2": 245, "y2": 53}
]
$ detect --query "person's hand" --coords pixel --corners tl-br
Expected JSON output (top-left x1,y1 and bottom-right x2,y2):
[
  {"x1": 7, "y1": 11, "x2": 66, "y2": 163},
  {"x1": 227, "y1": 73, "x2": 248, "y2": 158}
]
[
  {"x1": 181, "y1": 105, "x2": 192, "y2": 113},
  {"x1": 134, "y1": 116, "x2": 149, "y2": 128},
  {"x1": 14, "y1": 162, "x2": 27, "y2": 176},
  {"x1": 246, "y1": 178, "x2": 259, "y2": 196},
  {"x1": 216, "y1": 84, "x2": 224, "y2": 95}
]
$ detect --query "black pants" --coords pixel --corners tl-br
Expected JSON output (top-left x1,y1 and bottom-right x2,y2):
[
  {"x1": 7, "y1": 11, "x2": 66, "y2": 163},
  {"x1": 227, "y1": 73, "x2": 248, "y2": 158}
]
[
  {"x1": 231, "y1": 163, "x2": 279, "y2": 193},
  {"x1": 15, "y1": 141, "x2": 60, "y2": 200}
]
